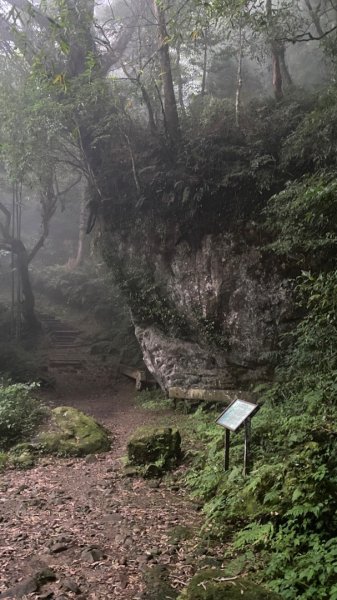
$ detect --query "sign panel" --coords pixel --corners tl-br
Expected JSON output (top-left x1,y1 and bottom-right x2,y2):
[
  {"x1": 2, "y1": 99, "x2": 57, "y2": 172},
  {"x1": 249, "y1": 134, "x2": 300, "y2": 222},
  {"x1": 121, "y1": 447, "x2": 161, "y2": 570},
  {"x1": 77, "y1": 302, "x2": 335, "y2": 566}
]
[{"x1": 216, "y1": 399, "x2": 258, "y2": 432}]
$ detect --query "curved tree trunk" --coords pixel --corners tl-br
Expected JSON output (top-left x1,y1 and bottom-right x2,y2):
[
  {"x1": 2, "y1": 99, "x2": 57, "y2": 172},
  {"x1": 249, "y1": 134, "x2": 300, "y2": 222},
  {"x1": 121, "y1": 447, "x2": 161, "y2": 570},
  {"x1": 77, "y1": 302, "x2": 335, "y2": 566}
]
[
  {"x1": 0, "y1": 201, "x2": 40, "y2": 332},
  {"x1": 13, "y1": 239, "x2": 40, "y2": 330}
]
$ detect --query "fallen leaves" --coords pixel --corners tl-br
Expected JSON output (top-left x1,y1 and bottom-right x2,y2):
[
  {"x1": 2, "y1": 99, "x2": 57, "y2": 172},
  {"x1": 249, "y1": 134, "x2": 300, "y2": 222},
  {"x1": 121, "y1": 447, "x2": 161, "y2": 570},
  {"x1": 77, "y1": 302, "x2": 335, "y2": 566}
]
[{"x1": 0, "y1": 376, "x2": 225, "y2": 599}]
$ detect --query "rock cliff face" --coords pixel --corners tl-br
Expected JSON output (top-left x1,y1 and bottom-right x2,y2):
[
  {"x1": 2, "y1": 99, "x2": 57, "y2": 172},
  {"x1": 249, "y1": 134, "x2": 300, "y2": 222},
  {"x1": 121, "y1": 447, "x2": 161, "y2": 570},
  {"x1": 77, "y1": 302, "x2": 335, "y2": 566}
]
[
  {"x1": 104, "y1": 224, "x2": 292, "y2": 392},
  {"x1": 136, "y1": 234, "x2": 290, "y2": 390}
]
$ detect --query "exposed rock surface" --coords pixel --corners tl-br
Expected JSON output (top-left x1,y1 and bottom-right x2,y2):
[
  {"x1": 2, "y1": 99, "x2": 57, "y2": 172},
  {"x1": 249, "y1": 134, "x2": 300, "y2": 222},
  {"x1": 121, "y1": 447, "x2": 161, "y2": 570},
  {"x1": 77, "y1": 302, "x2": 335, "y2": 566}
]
[
  {"x1": 141, "y1": 564, "x2": 178, "y2": 599},
  {"x1": 126, "y1": 427, "x2": 181, "y2": 477},
  {"x1": 0, "y1": 407, "x2": 111, "y2": 469},
  {"x1": 105, "y1": 229, "x2": 292, "y2": 392},
  {"x1": 37, "y1": 406, "x2": 111, "y2": 457}
]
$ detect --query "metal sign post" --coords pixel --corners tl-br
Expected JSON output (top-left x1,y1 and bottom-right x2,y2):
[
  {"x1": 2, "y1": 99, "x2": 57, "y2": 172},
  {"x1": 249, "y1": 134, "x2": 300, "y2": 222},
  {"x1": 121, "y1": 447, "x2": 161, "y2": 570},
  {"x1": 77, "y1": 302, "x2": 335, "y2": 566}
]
[
  {"x1": 243, "y1": 417, "x2": 252, "y2": 476},
  {"x1": 224, "y1": 428, "x2": 230, "y2": 471},
  {"x1": 216, "y1": 399, "x2": 259, "y2": 476}
]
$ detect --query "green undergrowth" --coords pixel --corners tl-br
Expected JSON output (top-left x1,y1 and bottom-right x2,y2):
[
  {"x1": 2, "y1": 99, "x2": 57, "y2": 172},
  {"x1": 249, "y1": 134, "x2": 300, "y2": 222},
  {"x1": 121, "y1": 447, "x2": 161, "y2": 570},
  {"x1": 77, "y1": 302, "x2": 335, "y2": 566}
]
[
  {"x1": 136, "y1": 389, "x2": 172, "y2": 411},
  {"x1": 178, "y1": 169, "x2": 337, "y2": 599},
  {"x1": 0, "y1": 382, "x2": 48, "y2": 450}
]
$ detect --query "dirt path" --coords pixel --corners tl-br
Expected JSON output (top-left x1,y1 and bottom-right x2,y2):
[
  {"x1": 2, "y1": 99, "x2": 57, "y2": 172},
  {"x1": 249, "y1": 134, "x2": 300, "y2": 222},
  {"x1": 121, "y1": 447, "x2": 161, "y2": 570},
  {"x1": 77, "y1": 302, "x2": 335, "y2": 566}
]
[{"x1": 0, "y1": 367, "x2": 209, "y2": 600}]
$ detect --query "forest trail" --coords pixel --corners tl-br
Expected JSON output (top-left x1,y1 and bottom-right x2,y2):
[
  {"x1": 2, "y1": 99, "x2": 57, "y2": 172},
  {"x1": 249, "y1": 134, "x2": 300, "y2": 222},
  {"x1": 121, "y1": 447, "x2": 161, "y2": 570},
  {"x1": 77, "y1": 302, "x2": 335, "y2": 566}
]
[{"x1": 0, "y1": 358, "x2": 213, "y2": 600}]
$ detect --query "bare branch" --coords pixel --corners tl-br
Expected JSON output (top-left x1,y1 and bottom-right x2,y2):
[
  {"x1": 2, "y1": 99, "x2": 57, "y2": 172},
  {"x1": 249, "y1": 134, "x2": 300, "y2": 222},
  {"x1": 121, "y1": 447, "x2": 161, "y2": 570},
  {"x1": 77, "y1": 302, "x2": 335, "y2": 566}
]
[
  {"x1": 279, "y1": 23, "x2": 337, "y2": 42},
  {"x1": 100, "y1": 18, "x2": 137, "y2": 74}
]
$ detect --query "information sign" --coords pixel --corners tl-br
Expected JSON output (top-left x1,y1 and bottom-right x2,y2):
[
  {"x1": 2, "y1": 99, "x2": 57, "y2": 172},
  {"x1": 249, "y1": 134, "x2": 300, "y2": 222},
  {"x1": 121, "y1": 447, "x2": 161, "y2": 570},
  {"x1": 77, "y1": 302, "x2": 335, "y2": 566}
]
[{"x1": 216, "y1": 399, "x2": 258, "y2": 432}]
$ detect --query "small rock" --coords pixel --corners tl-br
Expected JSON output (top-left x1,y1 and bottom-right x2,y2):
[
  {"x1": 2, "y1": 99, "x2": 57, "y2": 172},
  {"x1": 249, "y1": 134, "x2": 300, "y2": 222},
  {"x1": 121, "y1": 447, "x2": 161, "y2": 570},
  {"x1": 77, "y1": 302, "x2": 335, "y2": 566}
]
[
  {"x1": 85, "y1": 455, "x2": 97, "y2": 464},
  {"x1": 61, "y1": 578, "x2": 81, "y2": 594},
  {"x1": 148, "y1": 548, "x2": 162, "y2": 557},
  {"x1": 49, "y1": 543, "x2": 69, "y2": 554},
  {"x1": 0, "y1": 578, "x2": 38, "y2": 598},
  {"x1": 13, "y1": 532, "x2": 28, "y2": 541},
  {"x1": 80, "y1": 547, "x2": 104, "y2": 563},
  {"x1": 0, "y1": 568, "x2": 56, "y2": 599},
  {"x1": 119, "y1": 571, "x2": 129, "y2": 589},
  {"x1": 17, "y1": 484, "x2": 28, "y2": 493},
  {"x1": 51, "y1": 498, "x2": 65, "y2": 506},
  {"x1": 36, "y1": 568, "x2": 57, "y2": 585},
  {"x1": 147, "y1": 480, "x2": 160, "y2": 489},
  {"x1": 124, "y1": 536, "x2": 133, "y2": 548}
]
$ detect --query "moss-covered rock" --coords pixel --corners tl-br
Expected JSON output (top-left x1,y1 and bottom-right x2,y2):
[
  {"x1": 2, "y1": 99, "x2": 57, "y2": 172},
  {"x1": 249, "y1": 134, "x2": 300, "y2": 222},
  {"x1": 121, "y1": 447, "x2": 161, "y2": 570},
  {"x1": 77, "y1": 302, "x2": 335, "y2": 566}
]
[
  {"x1": 169, "y1": 525, "x2": 193, "y2": 544},
  {"x1": 8, "y1": 443, "x2": 36, "y2": 468},
  {"x1": 126, "y1": 427, "x2": 181, "y2": 477},
  {"x1": 0, "y1": 451, "x2": 8, "y2": 470},
  {"x1": 37, "y1": 406, "x2": 110, "y2": 457},
  {"x1": 178, "y1": 571, "x2": 281, "y2": 600},
  {"x1": 141, "y1": 564, "x2": 178, "y2": 600}
]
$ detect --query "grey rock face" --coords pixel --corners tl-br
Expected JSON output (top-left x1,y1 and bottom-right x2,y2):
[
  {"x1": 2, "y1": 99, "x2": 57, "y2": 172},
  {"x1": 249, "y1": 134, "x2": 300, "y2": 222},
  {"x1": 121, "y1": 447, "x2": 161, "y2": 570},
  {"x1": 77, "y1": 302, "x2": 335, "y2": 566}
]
[
  {"x1": 108, "y1": 229, "x2": 292, "y2": 392},
  {"x1": 135, "y1": 233, "x2": 290, "y2": 391}
]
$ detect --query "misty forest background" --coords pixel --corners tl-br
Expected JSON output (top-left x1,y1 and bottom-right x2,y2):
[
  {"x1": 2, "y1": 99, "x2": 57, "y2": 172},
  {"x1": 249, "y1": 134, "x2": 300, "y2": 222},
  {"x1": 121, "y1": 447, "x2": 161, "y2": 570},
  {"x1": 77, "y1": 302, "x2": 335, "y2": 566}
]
[{"x1": 1, "y1": 1, "x2": 337, "y2": 599}]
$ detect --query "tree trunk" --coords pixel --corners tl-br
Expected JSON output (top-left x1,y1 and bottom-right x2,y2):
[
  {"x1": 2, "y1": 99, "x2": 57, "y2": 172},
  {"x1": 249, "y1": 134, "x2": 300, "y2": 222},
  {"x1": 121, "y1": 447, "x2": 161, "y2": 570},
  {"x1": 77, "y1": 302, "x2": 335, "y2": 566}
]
[
  {"x1": 272, "y1": 43, "x2": 283, "y2": 100},
  {"x1": 140, "y1": 82, "x2": 158, "y2": 134},
  {"x1": 0, "y1": 200, "x2": 40, "y2": 332},
  {"x1": 152, "y1": 0, "x2": 180, "y2": 143},
  {"x1": 235, "y1": 23, "x2": 243, "y2": 127},
  {"x1": 66, "y1": 192, "x2": 87, "y2": 270},
  {"x1": 201, "y1": 30, "x2": 208, "y2": 96},
  {"x1": 176, "y1": 40, "x2": 186, "y2": 114},
  {"x1": 279, "y1": 45, "x2": 293, "y2": 88},
  {"x1": 266, "y1": 0, "x2": 283, "y2": 100},
  {"x1": 12, "y1": 239, "x2": 40, "y2": 330},
  {"x1": 304, "y1": 0, "x2": 325, "y2": 37}
]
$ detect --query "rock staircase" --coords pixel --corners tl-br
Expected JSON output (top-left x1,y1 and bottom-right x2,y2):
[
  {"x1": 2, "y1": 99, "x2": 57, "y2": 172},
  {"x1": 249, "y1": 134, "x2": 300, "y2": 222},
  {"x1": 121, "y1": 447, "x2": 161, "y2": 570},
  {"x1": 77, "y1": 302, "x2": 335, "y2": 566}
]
[{"x1": 40, "y1": 314, "x2": 85, "y2": 371}]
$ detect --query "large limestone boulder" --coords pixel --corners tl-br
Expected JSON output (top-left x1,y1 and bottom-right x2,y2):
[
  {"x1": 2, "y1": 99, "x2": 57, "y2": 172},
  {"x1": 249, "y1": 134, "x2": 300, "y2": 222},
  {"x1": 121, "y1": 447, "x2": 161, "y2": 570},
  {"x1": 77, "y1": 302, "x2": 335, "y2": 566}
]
[
  {"x1": 36, "y1": 406, "x2": 110, "y2": 457},
  {"x1": 178, "y1": 571, "x2": 281, "y2": 600},
  {"x1": 126, "y1": 427, "x2": 181, "y2": 477},
  {"x1": 0, "y1": 407, "x2": 111, "y2": 470}
]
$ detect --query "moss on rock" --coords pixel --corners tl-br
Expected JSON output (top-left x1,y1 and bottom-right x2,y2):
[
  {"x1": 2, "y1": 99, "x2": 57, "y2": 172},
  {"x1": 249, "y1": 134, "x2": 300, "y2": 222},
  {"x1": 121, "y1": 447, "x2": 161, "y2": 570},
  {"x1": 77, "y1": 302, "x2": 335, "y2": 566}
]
[
  {"x1": 169, "y1": 525, "x2": 193, "y2": 544},
  {"x1": 8, "y1": 443, "x2": 37, "y2": 468},
  {"x1": 37, "y1": 406, "x2": 110, "y2": 457},
  {"x1": 142, "y1": 564, "x2": 178, "y2": 600},
  {"x1": 178, "y1": 571, "x2": 281, "y2": 600},
  {"x1": 0, "y1": 451, "x2": 8, "y2": 470},
  {"x1": 126, "y1": 427, "x2": 181, "y2": 477}
]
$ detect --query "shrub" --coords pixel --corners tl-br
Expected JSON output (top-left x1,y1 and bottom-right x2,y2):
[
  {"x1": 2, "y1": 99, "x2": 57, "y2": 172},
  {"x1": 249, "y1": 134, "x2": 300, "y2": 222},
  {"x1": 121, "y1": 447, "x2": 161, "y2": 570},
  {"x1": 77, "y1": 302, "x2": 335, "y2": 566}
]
[{"x1": 0, "y1": 382, "x2": 47, "y2": 450}]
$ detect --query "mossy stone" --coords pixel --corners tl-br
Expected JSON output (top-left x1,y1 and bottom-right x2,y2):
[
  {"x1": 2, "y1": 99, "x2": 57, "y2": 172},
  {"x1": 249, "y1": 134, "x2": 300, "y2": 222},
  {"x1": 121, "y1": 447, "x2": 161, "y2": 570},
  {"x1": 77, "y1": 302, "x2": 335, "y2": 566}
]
[
  {"x1": 127, "y1": 427, "x2": 181, "y2": 476},
  {"x1": 0, "y1": 451, "x2": 8, "y2": 470},
  {"x1": 142, "y1": 564, "x2": 178, "y2": 600},
  {"x1": 169, "y1": 525, "x2": 193, "y2": 544},
  {"x1": 178, "y1": 570, "x2": 282, "y2": 600},
  {"x1": 37, "y1": 406, "x2": 110, "y2": 457},
  {"x1": 8, "y1": 447, "x2": 36, "y2": 469}
]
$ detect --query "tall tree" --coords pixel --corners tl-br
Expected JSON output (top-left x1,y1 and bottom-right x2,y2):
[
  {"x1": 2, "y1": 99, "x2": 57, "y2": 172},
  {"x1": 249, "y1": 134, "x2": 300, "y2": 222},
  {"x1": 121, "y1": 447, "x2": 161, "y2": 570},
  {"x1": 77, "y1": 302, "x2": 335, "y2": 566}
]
[{"x1": 151, "y1": 0, "x2": 180, "y2": 142}]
